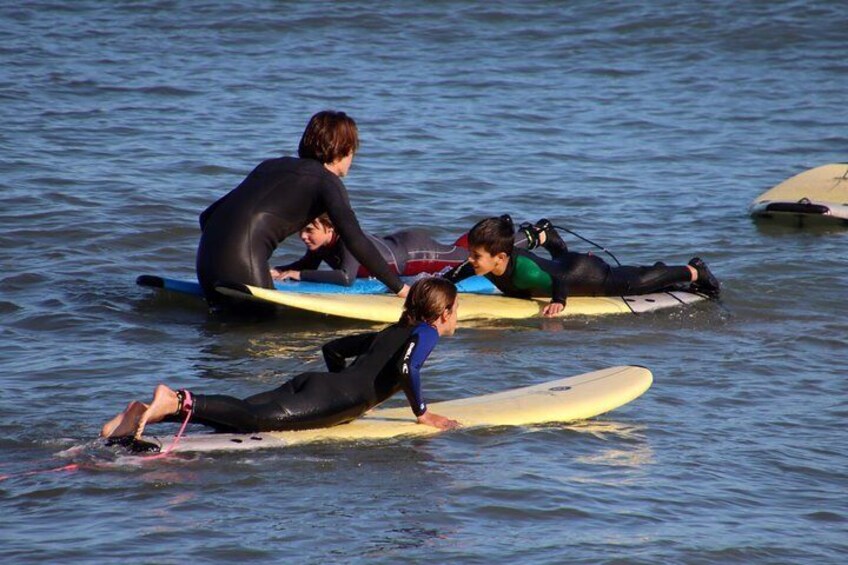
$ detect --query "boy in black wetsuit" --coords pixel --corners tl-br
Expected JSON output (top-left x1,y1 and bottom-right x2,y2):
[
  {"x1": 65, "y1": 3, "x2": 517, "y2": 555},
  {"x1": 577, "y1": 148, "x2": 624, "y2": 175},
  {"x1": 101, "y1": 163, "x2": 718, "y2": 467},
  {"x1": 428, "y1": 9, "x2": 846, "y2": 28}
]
[
  {"x1": 270, "y1": 214, "x2": 469, "y2": 286},
  {"x1": 442, "y1": 216, "x2": 720, "y2": 317}
]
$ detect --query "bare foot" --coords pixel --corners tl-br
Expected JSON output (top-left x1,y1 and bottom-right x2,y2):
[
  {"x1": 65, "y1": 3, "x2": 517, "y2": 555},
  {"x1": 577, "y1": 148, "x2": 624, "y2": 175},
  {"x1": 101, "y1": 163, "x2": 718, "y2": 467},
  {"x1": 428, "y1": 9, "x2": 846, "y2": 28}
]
[
  {"x1": 135, "y1": 384, "x2": 180, "y2": 439},
  {"x1": 101, "y1": 401, "x2": 148, "y2": 438}
]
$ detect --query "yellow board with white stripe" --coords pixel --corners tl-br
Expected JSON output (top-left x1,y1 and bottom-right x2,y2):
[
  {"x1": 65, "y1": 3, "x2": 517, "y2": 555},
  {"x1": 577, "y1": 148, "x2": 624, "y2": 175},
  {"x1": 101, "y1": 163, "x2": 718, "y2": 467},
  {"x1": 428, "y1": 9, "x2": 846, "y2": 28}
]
[
  {"x1": 217, "y1": 283, "x2": 704, "y2": 322},
  {"x1": 148, "y1": 365, "x2": 652, "y2": 453}
]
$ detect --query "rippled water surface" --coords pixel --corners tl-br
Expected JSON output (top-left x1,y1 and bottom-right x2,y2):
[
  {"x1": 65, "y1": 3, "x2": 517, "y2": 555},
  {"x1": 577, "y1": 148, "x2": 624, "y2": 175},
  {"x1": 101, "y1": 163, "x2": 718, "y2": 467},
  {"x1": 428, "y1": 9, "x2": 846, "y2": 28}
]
[{"x1": 1, "y1": 1, "x2": 847, "y2": 563}]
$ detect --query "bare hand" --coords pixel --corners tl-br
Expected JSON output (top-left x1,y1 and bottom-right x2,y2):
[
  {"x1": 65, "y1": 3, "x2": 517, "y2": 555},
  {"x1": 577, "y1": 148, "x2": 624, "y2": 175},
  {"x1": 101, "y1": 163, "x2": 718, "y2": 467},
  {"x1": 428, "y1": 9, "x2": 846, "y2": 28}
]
[
  {"x1": 396, "y1": 284, "x2": 411, "y2": 299},
  {"x1": 541, "y1": 301, "x2": 565, "y2": 317},
  {"x1": 271, "y1": 269, "x2": 301, "y2": 281},
  {"x1": 417, "y1": 411, "x2": 461, "y2": 430}
]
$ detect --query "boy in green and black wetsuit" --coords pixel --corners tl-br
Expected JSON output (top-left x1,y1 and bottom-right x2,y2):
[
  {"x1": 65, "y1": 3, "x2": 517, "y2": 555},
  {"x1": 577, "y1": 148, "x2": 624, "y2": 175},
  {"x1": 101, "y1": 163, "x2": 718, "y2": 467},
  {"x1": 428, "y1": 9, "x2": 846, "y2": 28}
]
[{"x1": 442, "y1": 215, "x2": 720, "y2": 317}]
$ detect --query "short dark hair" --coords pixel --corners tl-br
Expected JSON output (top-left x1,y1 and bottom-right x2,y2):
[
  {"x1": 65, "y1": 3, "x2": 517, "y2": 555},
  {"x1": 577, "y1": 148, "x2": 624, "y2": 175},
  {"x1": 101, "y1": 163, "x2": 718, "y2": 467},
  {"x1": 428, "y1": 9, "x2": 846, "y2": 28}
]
[
  {"x1": 311, "y1": 213, "x2": 334, "y2": 230},
  {"x1": 399, "y1": 278, "x2": 458, "y2": 326},
  {"x1": 298, "y1": 111, "x2": 360, "y2": 164},
  {"x1": 467, "y1": 215, "x2": 515, "y2": 256}
]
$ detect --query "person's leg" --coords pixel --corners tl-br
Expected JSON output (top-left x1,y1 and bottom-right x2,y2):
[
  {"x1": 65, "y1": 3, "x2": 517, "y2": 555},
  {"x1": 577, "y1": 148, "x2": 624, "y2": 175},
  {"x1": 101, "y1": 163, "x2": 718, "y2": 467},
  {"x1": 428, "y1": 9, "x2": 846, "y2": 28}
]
[
  {"x1": 190, "y1": 374, "x2": 363, "y2": 432},
  {"x1": 100, "y1": 400, "x2": 149, "y2": 438},
  {"x1": 101, "y1": 383, "x2": 190, "y2": 439},
  {"x1": 134, "y1": 385, "x2": 182, "y2": 438},
  {"x1": 605, "y1": 264, "x2": 693, "y2": 295},
  {"x1": 197, "y1": 234, "x2": 276, "y2": 314},
  {"x1": 688, "y1": 257, "x2": 721, "y2": 296},
  {"x1": 518, "y1": 219, "x2": 569, "y2": 257},
  {"x1": 535, "y1": 219, "x2": 569, "y2": 258},
  {"x1": 187, "y1": 393, "x2": 274, "y2": 433},
  {"x1": 396, "y1": 230, "x2": 469, "y2": 275}
]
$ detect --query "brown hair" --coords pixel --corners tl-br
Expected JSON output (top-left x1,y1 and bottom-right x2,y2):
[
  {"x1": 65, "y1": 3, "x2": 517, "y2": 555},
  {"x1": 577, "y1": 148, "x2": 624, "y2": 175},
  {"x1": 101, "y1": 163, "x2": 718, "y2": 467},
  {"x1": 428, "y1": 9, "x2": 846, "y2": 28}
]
[
  {"x1": 310, "y1": 213, "x2": 334, "y2": 230},
  {"x1": 468, "y1": 215, "x2": 515, "y2": 256},
  {"x1": 399, "y1": 278, "x2": 457, "y2": 327},
  {"x1": 298, "y1": 111, "x2": 360, "y2": 164}
]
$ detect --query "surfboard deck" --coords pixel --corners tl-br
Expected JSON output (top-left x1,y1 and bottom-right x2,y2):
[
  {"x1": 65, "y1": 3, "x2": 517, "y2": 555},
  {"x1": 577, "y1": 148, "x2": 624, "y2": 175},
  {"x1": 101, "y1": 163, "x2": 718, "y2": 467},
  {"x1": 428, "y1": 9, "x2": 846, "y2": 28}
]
[
  {"x1": 750, "y1": 163, "x2": 848, "y2": 225},
  {"x1": 215, "y1": 282, "x2": 706, "y2": 322},
  {"x1": 136, "y1": 274, "x2": 497, "y2": 298},
  {"x1": 136, "y1": 366, "x2": 652, "y2": 454}
]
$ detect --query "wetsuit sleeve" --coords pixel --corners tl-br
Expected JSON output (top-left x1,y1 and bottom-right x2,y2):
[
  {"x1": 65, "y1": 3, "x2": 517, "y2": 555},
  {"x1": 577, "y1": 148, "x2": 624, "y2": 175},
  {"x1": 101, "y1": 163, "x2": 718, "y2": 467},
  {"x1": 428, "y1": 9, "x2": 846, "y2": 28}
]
[
  {"x1": 274, "y1": 250, "x2": 324, "y2": 272},
  {"x1": 322, "y1": 331, "x2": 378, "y2": 372},
  {"x1": 299, "y1": 242, "x2": 360, "y2": 286},
  {"x1": 299, "y1": 269, "x2": 354, "y2": 286},
  {"x1": 320, "y1": 179, "x2": 404, "y2": 293},
  {"x1": 441, "y1": 261, "x2": 475, "y2": 284},
  {"x1": 399, "y1": 326, "x2": 439, "y2": 417},
  {"x1": 550, "y1": 273, "x2": 569, "y2": 305}
]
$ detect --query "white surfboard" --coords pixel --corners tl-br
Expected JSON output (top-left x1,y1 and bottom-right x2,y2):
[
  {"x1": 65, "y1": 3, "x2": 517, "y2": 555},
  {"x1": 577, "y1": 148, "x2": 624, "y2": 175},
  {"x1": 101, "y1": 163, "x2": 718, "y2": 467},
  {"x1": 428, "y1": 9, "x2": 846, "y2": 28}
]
[
  {"x1": 137, "y1": 365, "x2": 652, "y2": 454},
  {"x1": 750, "y1": 163, "x2": 848, "y2": 225}
]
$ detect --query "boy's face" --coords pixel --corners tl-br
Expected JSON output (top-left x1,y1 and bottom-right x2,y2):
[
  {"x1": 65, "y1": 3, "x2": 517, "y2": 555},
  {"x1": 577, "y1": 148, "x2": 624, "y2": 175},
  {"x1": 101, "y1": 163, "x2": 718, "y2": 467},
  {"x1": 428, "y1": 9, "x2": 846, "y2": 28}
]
[
  {"x1": 300, "y1": 221, "x2": 335, "y2": 251},
  {"x1": 467, "y1": 246, "x2": 507, "y2": 275}
]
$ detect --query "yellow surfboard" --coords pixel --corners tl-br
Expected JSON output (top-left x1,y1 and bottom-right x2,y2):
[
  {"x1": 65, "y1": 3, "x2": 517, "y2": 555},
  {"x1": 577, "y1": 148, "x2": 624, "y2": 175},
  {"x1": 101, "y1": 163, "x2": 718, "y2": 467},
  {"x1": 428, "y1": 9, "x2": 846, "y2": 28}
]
[
  {"x1": 750, "y1": 163, "x2": 848, "y2": 224},
  {"x1": 216, "y1": 283, "x2": 705, "y2": 322},
  {"x1": 142, "y1": 365, "x2": 652, "y2": 453}
]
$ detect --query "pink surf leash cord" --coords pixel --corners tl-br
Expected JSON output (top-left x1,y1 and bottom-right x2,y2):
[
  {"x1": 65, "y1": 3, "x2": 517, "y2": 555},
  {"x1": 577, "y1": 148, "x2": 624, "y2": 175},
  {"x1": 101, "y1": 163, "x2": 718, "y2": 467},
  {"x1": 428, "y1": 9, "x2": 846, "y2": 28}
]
[{"x1": 0, "y1": 390, "x2": 195, "y2": 480}]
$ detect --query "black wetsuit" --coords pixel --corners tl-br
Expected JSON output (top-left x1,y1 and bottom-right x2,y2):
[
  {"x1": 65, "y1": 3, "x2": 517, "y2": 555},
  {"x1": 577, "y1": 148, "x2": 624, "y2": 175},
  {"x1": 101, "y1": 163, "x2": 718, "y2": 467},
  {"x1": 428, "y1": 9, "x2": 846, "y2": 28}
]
[
  {"x1": 444, "y1": 233, "x2": 692, "y2": 303},
  {"x1": 275, "y1": 230, "x2": 468, "y2": 286},
  {"x1": 186, "y1": 322, "x2": 438, "y2": 432},
  {"x1": 196, "y1": 156, "x2": 404, "y2": 303}
]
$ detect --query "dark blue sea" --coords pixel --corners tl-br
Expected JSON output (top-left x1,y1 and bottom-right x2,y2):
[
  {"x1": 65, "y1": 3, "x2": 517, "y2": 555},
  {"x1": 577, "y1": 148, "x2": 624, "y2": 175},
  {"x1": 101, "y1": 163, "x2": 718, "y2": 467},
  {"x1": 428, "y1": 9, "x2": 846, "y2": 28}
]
[{"x1": 1, "y1": 1, "x2": 846, "y2": 563}]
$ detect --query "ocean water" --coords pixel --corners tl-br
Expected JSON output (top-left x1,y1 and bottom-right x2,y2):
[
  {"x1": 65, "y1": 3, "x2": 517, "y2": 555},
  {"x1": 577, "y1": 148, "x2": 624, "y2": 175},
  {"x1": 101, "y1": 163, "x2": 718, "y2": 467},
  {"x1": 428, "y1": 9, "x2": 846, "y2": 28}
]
[{"x1": 1, "y1": 1, "x2": 847, "y2": 563}]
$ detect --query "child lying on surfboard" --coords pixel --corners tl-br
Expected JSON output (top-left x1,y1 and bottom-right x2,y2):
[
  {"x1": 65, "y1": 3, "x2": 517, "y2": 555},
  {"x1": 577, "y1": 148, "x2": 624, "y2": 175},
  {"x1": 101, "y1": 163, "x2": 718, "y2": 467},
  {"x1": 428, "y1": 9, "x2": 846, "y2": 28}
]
[
  {"x1": 442, "y1": 215, "x2": 720, "y2": 317},
  {"x1": 100, "y1": 279, "x2": 461, "y2": 442},
  {"x1": 270, "y1": 214, "x2": 470, "y2": 286}
]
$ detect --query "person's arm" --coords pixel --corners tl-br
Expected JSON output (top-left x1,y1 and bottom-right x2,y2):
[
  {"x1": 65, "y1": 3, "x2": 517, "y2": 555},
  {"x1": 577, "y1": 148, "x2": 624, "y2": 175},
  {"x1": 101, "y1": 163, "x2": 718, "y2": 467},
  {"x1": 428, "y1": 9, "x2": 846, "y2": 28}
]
[
  {"x1": 541, "y1": 269, "x2": 569, "y2": 317},
  {"x1": 440, "y1": 260, "x2": 476, "y2": 284},
  {"x1": 299, "y1": 241, "x2": 360, "y2": 286},
  {"x1": 513, "y1": 253, "x2": 568, "y2": 317},
  {"x1": 274, "y1": 250, "x2": 323, "y2": 273},
  {"x1": 399, "y1": 327, "x2": 460, "y2": 430},
  {"x1": 298, "y1": 269, "x2": 355, "y2": 286},
  {"x1": 322, "y1": 332, "x2": 378, "y2": 372},
  {"x1": 320, "y1": 179, "x2": 405, "y2": 293}
]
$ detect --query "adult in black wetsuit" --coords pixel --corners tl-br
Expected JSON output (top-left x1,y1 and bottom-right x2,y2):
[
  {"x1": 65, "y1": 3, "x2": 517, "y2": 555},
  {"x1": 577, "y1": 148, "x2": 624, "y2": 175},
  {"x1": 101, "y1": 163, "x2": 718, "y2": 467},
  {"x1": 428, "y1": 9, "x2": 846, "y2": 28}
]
[
  {"x1": 99, "y1": 279, "x2": 460, "y2": 440},
  {"x1": 443, "y1": 215, "x2": 720, "y2": 317},
  {"x1": 271, "y1": 214, "x2": 470, "y2": 286},
  {"x1": 195, "y1": 111, "x2": 409, "y2": 307}
]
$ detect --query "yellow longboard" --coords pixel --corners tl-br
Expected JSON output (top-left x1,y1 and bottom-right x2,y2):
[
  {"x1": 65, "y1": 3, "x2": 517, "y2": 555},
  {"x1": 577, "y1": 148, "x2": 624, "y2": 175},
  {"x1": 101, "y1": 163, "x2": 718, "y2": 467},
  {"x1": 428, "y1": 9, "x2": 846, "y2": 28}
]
[
  {"x1": 216, "y1": 283, "x2": 705, "y2": 322},
  {"x1": 143, "y1": 365, "x2": 652, "y2": 453},
  {"x1": 750, "y1": 163, "x2": 848, "y2": 224}
]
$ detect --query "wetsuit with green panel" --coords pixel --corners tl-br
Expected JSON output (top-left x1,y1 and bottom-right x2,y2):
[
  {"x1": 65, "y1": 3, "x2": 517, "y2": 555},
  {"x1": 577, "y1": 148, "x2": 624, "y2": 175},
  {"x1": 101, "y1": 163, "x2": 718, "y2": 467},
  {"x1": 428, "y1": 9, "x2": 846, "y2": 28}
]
[{"x1": 443, "y1": 232, "x2": 692, "y2": 303}]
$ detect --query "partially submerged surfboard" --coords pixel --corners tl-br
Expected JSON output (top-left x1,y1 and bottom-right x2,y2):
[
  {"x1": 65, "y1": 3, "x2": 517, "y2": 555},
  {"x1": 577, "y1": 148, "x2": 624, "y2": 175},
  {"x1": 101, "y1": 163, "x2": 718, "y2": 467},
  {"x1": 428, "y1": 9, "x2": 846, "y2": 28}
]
[
  {"x1": 750, "y1": 163, "x2": 848, "y2": 225},
  {"x1": 137, "y1": 365, "x2": 652, "y2": 454},
  {"x1": 215, "y1": 282, "x2": 707, "y2": 322},
  {"x1": 137, "y1": 274, "x2": 497, "y2": 297}
]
